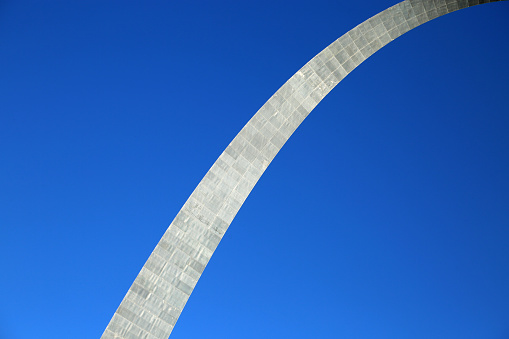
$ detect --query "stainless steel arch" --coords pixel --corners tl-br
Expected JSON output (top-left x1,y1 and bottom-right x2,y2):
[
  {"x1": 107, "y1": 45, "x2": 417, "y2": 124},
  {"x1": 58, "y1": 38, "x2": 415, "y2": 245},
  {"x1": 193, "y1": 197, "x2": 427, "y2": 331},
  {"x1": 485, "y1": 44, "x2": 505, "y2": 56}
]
[{"x1": 102, "y1": 1, "x2": 506, "y2": 338}]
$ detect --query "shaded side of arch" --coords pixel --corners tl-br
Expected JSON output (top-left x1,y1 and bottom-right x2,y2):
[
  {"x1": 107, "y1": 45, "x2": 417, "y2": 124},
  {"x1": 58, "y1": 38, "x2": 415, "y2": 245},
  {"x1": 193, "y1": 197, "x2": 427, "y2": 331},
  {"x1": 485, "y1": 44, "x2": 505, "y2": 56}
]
[{"x1": 101, "y1": 1, "x2": 506, "y2": 338}]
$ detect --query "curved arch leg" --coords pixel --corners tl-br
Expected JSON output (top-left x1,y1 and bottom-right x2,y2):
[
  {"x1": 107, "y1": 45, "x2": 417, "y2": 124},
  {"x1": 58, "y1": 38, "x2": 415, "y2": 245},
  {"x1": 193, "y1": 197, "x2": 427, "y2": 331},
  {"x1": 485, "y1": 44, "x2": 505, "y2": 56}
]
[{"x1": 101, "y1": 1, "x2": 507, "y2": 338}]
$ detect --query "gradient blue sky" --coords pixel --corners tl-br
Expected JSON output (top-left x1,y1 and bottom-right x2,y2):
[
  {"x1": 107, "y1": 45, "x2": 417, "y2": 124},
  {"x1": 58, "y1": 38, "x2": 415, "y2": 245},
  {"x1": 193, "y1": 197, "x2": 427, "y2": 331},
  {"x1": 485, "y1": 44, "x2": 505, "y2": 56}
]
[{"x1": 1, "y1": 1, "x2": 508, "y2": 338}]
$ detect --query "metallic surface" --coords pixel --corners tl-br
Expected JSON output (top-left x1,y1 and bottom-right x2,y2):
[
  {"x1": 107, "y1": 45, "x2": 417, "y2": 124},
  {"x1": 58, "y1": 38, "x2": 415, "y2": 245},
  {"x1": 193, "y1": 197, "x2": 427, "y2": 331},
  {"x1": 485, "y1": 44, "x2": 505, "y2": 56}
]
[{"x1": 102, "y1": 1, "x2": 506, "y2": 337}]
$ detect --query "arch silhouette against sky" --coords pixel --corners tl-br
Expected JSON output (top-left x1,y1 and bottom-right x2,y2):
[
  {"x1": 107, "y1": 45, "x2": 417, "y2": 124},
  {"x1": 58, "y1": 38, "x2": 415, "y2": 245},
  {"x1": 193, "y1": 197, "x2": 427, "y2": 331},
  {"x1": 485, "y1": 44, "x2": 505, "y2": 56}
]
[
  {"x1": 100, "y1": 1, "x2": 508, "y2": 338},
  {"x1": 0, "y1": 1, "x2": 507, "y2": 338}
]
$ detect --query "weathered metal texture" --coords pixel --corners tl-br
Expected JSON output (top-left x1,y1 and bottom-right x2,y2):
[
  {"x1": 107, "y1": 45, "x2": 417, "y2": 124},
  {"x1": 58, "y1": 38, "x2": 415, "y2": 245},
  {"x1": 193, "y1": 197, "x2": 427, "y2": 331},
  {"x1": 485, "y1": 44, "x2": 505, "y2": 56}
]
[{"x1": 102, "y1": 0, "x2": 505, "y2": 338}]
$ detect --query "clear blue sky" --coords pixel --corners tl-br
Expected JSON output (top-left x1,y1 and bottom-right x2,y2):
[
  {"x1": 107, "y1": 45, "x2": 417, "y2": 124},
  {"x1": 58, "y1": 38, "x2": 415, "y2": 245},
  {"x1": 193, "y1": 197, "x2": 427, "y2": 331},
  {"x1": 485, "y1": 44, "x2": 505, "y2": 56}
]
[{"x1": 1, "y1": 1, "x2": 508, "y2": 338}]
